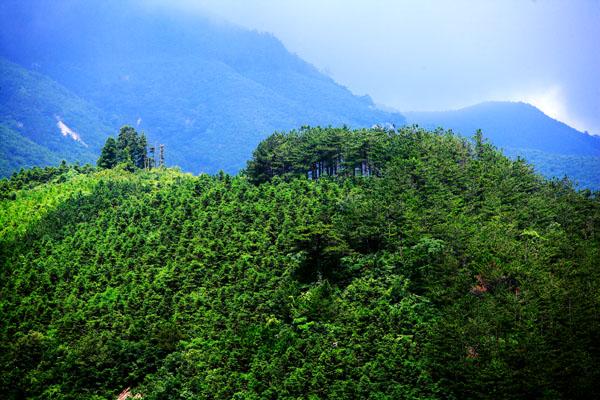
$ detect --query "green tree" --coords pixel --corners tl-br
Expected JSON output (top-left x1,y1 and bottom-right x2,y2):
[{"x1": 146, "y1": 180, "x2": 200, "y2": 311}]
[
  {"x1": 98, "y1": 126, "x2": 148, "y2": 170},
  {"x1": 97, "y1": 137, "x2": 118, "y2": 169}
]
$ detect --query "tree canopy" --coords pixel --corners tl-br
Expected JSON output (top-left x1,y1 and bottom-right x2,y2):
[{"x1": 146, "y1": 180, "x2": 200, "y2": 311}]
[
  {"x1": 97, "y1": 126, "x2": 149, "y2": 170},
  {"x1": 1, "y1": 126, "x2": 599, "y2": 399}
]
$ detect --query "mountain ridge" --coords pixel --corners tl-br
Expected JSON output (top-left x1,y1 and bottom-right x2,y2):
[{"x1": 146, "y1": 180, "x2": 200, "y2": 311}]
[
  {"x1": 0, "y1": 0, "x2": 404, "y2": 174},
  {"x1": 404, "y1": 101, "x2": 600, "y2": 156}
]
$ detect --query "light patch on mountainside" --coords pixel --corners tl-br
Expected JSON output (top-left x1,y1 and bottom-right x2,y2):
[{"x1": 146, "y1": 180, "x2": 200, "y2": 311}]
[
  {"x1": 56, "y1": 118, "x2": 88, "y2": 147},
  {"x1": 521, "y1": 86, "x2": 566, "y2": 121}
]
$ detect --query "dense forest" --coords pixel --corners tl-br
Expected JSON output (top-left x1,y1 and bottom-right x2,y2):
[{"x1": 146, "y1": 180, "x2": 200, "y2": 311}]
[{"x1": 1, "y1": 126, "x2": 599, "y2": 399}]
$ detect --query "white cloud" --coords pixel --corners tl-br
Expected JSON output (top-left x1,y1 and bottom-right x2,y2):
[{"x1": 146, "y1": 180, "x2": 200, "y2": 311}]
[{"x1": 522, "y1": 86, "x2": 566, "y2": 120}]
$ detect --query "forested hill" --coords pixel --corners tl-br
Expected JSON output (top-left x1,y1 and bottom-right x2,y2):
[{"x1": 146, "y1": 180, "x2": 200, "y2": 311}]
[
  {"x1": 2, "y1": 126, "x2": 599, "y2": 399},
  {"x1": 405, "y1": 102, "x2": 600, "y2": 189},
  {"x1": 1, "y1": 1, "x2": 597, "y2": 190},
  {"x1": 0, "y1": 0, "x2": 403, "y2": 175}
]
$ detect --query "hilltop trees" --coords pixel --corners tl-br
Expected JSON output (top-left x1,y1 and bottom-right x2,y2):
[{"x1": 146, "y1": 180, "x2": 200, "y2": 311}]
[
  {"x1": 97, "y1": 126, "x2": 149, "y2": 170},
  {"x1": 246, "y1": 126, "x2": 396, "y2": 183},
  {"x1": 97, "y1": 137, "x2": 118, "y2": 169}
]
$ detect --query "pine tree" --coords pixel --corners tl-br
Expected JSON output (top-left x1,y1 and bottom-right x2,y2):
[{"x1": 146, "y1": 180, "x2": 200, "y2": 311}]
[
  {"x1": 98, "y1": 126, "x2": 148, "y2": 170},
  {"x1": 97, "y1": 137, "x2": 118, "y2": 169},
  {"x1": 137, "y1": 133, "x2": 148, "y2": 169}
]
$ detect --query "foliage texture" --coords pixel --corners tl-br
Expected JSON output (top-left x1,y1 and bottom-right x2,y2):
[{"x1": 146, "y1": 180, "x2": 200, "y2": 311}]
[{"x1": 1, "y1": 127, "x2": 599, "y2": 399}]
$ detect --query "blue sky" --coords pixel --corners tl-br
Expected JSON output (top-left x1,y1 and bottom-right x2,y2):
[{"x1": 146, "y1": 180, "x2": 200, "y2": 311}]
[{"x1": 146, "y1": 0, "x2": 600, "y2": 135}]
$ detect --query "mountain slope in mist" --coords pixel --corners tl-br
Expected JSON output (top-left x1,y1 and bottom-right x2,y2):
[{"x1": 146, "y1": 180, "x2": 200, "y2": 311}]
[
  {"x1": 404, "y1": 101, "x2": 600, "y2": 156},
  {"x1": 0, "y1": 58, "x2": 110, "y2": 176},
  {"x1": 0, "y1": 0, "x2": 404, "y2": 174}
]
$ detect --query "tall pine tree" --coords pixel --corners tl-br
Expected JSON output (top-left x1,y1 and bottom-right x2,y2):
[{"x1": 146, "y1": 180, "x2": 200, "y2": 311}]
[
  {"x1": 98, "y1": 126, "x2": 148, "y2": 170},
  {"x1": 97, "y1": 137, "x2": 118, "y2": 169}
]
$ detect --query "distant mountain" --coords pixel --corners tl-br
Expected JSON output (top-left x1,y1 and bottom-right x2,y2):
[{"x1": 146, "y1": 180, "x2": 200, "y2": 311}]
[
  {"x1": 404, "y1": 102, "x2": 600, "y2": 156},
  {"x1": 0, "y1": 0, "x2": 404, "y2": 174},
  {"x1": 0, "y1": 58, "x2": 110, "y2": 176},
  {"x1": 405, "y1": 102, "x2": 600, "y2": 189},
  {"x1": 2, "y1": 3, "x2": 597, "y2": 188}
]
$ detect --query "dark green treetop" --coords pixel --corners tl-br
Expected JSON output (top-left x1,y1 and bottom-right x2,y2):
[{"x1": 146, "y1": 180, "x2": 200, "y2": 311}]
[
  {"x1": 97, "y1": 137, "x2": 118, "y2": 169},
  {"x1": 98, "y1": 126, "x2": 148, "y2": 170}
]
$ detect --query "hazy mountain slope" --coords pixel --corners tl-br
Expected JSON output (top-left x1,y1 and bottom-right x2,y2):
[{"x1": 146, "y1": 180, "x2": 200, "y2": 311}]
[
  {"x1": 504, "y1": 148, "x2": 600, "y2": 190},
  {"x1": 0, "y1": 0, "x2": 404, "y2": 173},
  {"x1": 405, "y1": 102, "x2": 600, "y2": 189},
  {"x1": 0, "y1": 58, "x2": 111, "y2": 176},
  {"x1": 0, "y1": 124, "x2": 60, "y2": 177},
  {"x1": 404, "y1": 102, "x2": 600, "y2": 156}
]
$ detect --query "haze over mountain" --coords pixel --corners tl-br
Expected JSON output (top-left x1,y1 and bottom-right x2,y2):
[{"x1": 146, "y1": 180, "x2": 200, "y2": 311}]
[
  {"x1": 189, "y1": 0, "x2": 600, "y2": 136},
  {"x1": 405, "y1": 102, "x2": 600, "y2": 157},
  {"x1": 0, "y1": 0, "x2": 598, "y2": 189},
  {"x1": 0, "y1": 0, "x2": 403, "y2": 174},
  {"x1": 405, "y1": 102, "x2": 600, "y2": 189}
]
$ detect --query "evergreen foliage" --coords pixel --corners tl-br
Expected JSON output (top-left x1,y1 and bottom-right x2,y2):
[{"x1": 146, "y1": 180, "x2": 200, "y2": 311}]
[
  {"x1": 97, "y1": 138, "x2": 118, "y2": 170},
  {"x1": 1, "y1": 126, "x2": 599, "y2": 399},
  {"x1": 246, "y1": 126, "x2": 394, "y2": 184},
  {"x1": 0, "y1": 161, "x2": 94, "y2": 200},
  {"x1": 98, "y1": 126, "x2": 148, "y2": 170},
  {"x1": 405, "y1": 102, "x2": 600, "y2": 190}
]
